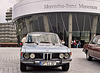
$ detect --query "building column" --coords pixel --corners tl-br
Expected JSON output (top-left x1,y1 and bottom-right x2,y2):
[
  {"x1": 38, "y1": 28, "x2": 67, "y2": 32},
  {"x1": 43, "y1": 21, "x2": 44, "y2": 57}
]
[
  {"x1": 25, "y1": 18, "x2": 30, "y2": 33},
  {"x1": 43, "y1": 14, "x2": 50, "y2": 32},
  {"x1": 91, "y1": 16, "x2": 98, "y2": 39},
  {"x1": 68, "y1": 14, "x2": 72, "y2": 48}
]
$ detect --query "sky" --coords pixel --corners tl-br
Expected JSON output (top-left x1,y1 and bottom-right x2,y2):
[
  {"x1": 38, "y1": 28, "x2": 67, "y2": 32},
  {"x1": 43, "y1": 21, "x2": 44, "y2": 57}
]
[{"x1": 0, "y1": 0, "x2": 18, "y2": 23}]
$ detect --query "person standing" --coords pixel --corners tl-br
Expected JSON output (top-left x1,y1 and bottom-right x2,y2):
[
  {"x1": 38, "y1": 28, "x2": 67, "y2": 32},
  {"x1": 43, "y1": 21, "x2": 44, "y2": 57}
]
[
  {"x1": 76, "y1": 40, "x2": 79, "y2": 48},
  {"x1": 78, "y1": 41, "x2": 81, "y2": 48},
  {"x1": 74, "y1": 40, "x2": 77, "y2": 48},
  {"x1": 21, "y1": 34, "x2": 27, "y2": 44},
  {"x1": 71, "y1": 40, "x2": 74, "y2": 48}
]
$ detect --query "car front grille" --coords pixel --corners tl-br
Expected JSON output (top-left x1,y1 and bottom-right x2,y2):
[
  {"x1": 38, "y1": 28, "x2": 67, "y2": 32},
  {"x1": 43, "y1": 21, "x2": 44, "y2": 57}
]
[
  {"x1": 52, "y1": 53, "x2": 59, "y2": 59},
  {"x1": 35, "y1": 53, "x2": 43, "y2": 59},
  {"x1": 44, "y1": 53, "x2": 51, "y2": 60},
  {"x1": 43, "y1": 53, "x2": 60, "y2": 60},
  {"x1": 23, "y1": 53, "x2": 60, "y2": 60}
]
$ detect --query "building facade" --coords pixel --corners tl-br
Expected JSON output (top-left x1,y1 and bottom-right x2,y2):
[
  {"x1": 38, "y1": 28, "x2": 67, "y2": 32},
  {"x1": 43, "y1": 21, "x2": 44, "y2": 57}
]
[
  {"x1": 0, "y1": 23, "x2": 17, "y2": 43},
  {"x1": 12, "y1": 0, "x2": 100, "y2": 47}
]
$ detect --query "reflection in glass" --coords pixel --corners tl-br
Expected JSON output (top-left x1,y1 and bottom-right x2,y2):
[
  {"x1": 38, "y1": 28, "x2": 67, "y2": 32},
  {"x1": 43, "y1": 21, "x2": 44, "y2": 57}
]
[{"x1": 27, "y1": 33, "x2": 60, "y2": 44}]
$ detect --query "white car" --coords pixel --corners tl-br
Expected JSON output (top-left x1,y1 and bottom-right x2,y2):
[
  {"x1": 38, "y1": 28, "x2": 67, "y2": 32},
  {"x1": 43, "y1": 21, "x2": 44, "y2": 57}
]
[{"x1": 20, "y1": 32, "x2": 72, "y2": 71}]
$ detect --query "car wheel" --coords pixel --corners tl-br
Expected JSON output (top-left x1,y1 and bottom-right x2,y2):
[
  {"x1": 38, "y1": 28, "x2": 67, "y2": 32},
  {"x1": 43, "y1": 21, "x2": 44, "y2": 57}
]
[
  {"x1": 20, "y1": 62, "x2": 26, "y2": 71},
  {"x1": 86, "y1": 52, "x2": 92, "y2": 61},
  {"x1": 62, "y1": 63, "x2": 69, "y2": 71}
]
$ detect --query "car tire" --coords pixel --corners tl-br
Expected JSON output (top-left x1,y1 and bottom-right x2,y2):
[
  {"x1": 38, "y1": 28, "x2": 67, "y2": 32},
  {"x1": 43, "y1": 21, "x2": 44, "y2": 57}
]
[
  {"x1": 20, "y1": 62, "x2": 26, "y2": 71},
  {"x1": 86, "y1": 52, "x2": 93, "y2": 61},
  {"x1": 62, "y1": 63, "x2": 69, "y2": 71}
]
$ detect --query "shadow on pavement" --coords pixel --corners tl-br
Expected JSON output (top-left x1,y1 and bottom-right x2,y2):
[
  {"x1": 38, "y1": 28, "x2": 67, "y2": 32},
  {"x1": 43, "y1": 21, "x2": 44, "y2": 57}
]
[
  {"x1": 91, "y1": 59, "x2": 100, "y2": 64},
  {"x1": 20, "y1": 67, "x2": 67, "y2": 73}
]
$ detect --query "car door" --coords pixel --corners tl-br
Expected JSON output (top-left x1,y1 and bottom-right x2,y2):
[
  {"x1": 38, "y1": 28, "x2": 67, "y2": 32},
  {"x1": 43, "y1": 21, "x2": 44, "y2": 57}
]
[
  {"x1": 95, "y1": 37, "x2": 100, "y2": 59},
  {"x1": 88, "y1": 36, "x2": 98, "y2": 58}
]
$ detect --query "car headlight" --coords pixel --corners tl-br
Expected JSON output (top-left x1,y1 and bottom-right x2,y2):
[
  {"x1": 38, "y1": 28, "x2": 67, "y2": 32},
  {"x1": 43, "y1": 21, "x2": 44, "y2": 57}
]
[
  {"x1": 24, "y1": 53, "x2": 29, "y2": 59},
  {"x1": 59, "y1": 53, "x2": 64, "y2": 59},
  {"x1": 30, "y1": 53, "x2": 35, "y2": 59},
  {"x1": 65, "y1": 53, "x2": 69, "y2": 58}
]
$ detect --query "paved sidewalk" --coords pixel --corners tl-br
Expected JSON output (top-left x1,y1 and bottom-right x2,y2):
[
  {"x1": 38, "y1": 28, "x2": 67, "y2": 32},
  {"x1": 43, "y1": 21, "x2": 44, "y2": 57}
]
[{"x1": 0, "y1": 48, "x2": 100, "y2": 73}]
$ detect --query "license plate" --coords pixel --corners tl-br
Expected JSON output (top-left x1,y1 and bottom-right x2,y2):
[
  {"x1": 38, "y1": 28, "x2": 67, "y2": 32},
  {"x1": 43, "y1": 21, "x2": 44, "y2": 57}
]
[{"x1": 40, "y1": 61, "x2": 56, "y2": 66}]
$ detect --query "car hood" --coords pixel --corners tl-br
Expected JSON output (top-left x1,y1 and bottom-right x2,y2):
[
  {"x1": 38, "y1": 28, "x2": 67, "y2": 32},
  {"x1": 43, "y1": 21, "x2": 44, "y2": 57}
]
[{"x1": 21, "y1": 43, "x2": 71, "y2": 53}]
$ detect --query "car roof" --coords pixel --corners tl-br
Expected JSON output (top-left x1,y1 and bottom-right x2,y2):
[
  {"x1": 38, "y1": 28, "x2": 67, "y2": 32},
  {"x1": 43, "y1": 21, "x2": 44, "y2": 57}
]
[
  {"x1": 28, "y1": 32, "x2": 57, "y2": 35},
  {"x1": 95, "y1": 35, "x2": 100, "y2": 38},
  {"x1": 96, "y1": 35, "x2": 100, "y2": 36}
]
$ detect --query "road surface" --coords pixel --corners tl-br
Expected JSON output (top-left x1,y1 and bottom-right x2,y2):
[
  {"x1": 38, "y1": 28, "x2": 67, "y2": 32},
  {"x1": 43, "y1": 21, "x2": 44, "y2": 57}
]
[{"x1": 0, "y1": 47, "x2": 100, "y2": 73}]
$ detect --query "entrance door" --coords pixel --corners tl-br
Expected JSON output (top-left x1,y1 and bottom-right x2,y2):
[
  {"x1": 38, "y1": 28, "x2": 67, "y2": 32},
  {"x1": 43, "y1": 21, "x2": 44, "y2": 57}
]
[
  {"x1": 72, "y1": 31, "x2": 80, "y2": 40},
  {"x1": 81, "y1": 31, "x2": 90, "y2": 47},
  {"x1": 72, "y1": 31, "x2": 90, "y2": 48},
  {"x1": 72, "y1": 31, "x2": 80, "y2": 48}
]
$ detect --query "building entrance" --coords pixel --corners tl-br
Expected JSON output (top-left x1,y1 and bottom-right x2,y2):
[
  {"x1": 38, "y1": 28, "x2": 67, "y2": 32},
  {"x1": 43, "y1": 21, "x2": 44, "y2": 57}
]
[{"x1": 72, "y1": 31, "x2": 90, "y2": 48}]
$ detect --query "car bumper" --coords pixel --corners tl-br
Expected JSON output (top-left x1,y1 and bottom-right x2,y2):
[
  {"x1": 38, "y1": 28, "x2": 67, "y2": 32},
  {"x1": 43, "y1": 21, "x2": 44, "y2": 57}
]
[{"x1": 21, "y1": 59, "x2": 72, "y2": 67}]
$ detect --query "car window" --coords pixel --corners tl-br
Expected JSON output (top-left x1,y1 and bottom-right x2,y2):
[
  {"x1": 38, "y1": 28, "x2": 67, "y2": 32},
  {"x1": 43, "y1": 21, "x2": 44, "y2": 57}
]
[
  {"x1": 97, "y1": 38, "x2": 100, "y2": 45},
  {"x1": 91, "y1": 37, "x2": 98, "y2": 44}
]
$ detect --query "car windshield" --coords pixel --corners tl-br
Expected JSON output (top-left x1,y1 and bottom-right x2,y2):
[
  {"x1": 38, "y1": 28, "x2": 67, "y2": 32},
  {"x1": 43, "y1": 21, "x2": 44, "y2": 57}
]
[{"x1": 26, "y1": 33, "x2": 61, "y2": 44}]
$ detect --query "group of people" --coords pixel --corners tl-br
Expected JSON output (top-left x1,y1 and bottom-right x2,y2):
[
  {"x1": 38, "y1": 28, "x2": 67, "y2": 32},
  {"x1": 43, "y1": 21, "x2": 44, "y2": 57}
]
[{"x1": 71, "y1": 40, "x2": 81, "y2": 48}]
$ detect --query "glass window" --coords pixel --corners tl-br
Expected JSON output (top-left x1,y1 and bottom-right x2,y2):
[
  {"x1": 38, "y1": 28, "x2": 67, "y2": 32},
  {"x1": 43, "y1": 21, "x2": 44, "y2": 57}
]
[
  {"x1": 27, "y1": 33, "x2": 60, "y2": 44},
  {"x1": 72, "y1": 31, "x2": 80, "y2": 37},
  {"x1": 81, "y1": 31, "x2": 90, "y2": 43},
  {"x1": 97, "y1": 38, "x2": 100, "y2": 45},
  {"x1": 91, "y1": 37, "x2": 98, "y2": 44}
]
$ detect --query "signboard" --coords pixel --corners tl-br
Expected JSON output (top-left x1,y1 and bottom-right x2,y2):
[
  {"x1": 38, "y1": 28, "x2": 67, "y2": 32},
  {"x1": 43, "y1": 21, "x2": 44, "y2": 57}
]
[{"x1": 12, "y1": 0, "x2": 100, "y2": 20}]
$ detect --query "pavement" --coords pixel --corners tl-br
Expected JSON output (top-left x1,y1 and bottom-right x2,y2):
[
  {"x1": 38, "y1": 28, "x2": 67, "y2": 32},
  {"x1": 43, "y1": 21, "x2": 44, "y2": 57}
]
[{"x1": 0, "y1": 47, "x2": 100, "y2": 73}]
